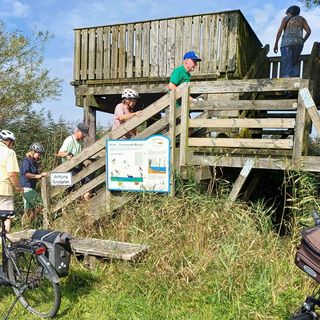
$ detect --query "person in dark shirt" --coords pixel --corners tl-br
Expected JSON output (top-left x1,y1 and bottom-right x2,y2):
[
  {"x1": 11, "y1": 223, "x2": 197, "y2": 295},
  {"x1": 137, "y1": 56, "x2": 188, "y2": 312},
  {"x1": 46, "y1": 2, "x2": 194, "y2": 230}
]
[
  {"x1": 274, "y1": 5, "x2": 311, "y2": 78},
  {"x1": 20, "y1": 142, "x2": 47, "y2": 227}
]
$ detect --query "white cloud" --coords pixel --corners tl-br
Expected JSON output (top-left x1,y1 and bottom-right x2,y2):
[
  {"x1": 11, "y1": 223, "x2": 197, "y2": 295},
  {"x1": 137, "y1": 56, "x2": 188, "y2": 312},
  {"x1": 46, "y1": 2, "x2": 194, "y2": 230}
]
[{"x1": 0, "y1": 0, "x2": 30, "y2": 18}]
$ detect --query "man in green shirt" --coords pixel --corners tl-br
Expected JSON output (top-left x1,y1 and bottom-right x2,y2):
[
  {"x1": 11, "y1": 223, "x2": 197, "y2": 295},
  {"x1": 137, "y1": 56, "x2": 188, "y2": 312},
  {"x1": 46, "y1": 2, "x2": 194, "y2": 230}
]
[{"x1": 167, "y1": 51, "x2": 201, "y2": 91}]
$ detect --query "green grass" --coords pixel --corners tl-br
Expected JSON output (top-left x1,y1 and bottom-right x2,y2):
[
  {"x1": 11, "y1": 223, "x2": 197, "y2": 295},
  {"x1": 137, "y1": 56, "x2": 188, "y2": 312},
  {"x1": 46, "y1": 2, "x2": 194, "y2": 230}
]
[{"x1": 0, "y1": 192, "x2": 317, "y2": 319}]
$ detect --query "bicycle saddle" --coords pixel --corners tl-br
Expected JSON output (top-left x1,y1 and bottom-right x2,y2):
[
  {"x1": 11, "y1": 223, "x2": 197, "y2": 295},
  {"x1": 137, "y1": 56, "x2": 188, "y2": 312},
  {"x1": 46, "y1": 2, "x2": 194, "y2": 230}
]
[{"x1": 0, "y1": 210, "x2": 15, "y2": 220}]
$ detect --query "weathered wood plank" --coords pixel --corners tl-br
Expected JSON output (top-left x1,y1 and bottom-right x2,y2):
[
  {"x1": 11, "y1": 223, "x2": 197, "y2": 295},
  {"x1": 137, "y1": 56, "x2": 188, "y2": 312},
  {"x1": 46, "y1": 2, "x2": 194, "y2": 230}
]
[
  {"x1": 52, "y1": 174, "x2": 105, "y2": 213},
  {"x1": 189, "y1": 118, "x2": 296, "y2": 129},
  {"x1": 218, "y1": 14, "x2": 228, "y2": 72},
  {"x1": 174, "y1": 18, "x2": 183, "y2": 68},
  {"x1": 118, "y1": 24, "x2": 126, "y2": 78},
  {"x1": 110, "y1": 26, "x2": 119, "y2": 78},
  {"x1": 300, "y1": 87, "x2": 320, "y2": 135},
  {"x1": 190, "y1": 78, "x2": 301, "y2": 94},
  {"x1": 188, "y1": 138, "x2": 293, "y2": 149},
  {"x1": 158, "y1": 20, "x2": 167, "y2": 77},
  {"x1": 227, "y1": 12, "x2": 239, "y2": 72},
  {"x1": 192, "y1": 15, "x2": 201, "y2": 58},
  {"x1": 126, "y1": 24, "x2": 134, "y2": 78},
  {"x1": 9, "y1": 230, "x2": 149, "y2": 262},
  {"x1": 143, "y1": 22, "x2": 150, "y2": 77},
  {"x1": 166, "y1": 19, "x2": 176, "y2": 77},
  {"x1": 80, "y1": 29, "x2": 88, "y2": 80},
  {"x1": 50, "y1": 152, "x2": 106, "y2": 198},
  {"x1": 201, "y1": 15, "x2": 210, "y2": 74},
  {"x1": 190, "y1": 99, "x2": 297, "y2": 111},
  {"x1": 41, "y1": 178, "x2": 51, "y2": 228},
  {"x1": 150, "y1": 21, "x2": 159, "y2": 77},
  {"x1": 228, "y1": 159, "x2": 254, "y2": 201},
  {"x1": 103, "y1": 26, "x2": 111, "y2": 79},
  {"x1": 183, "y1": 17, "x2": 192, "y2": 57},
  {"x1": 88, "y1": 28, "x2": 96, "y2": 80},
  {"x1": 135, "y1": 23, "x2": 142, "y2": 77},
  {"x1": 293, "y1": 81, "x2": 308, "y2": 160},
  {"x1": 74, "y1": 30, "x2": 81, "y2": 80},
  {"x1": 186, "y1": 154, "x2": 320, "y2": 172},
  {"x1": 95, "y1": 27, "x2": 103, "y2": 79},
  {"x1": 169, "y1": 90, "x2": 176, "y2": 196},
  {"x1": 209, "y1": 14, "x2": 219, "y2": 74},
  {"x1": 179, "y1": 84, "x2": 190, "y2": 166}
]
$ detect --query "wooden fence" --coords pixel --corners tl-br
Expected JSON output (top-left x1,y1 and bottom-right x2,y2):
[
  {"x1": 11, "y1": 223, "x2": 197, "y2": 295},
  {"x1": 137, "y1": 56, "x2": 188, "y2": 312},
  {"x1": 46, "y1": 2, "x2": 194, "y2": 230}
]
[{"x1": 73, "y1": 10, "x2": 262, "y2": 81}]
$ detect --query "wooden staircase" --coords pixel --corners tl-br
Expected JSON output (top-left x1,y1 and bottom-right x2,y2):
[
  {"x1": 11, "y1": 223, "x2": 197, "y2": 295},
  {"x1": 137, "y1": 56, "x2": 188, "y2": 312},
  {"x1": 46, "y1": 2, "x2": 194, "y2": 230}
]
[{"x1": 41, "y1": 44, "x2": 320, "y2": 225}]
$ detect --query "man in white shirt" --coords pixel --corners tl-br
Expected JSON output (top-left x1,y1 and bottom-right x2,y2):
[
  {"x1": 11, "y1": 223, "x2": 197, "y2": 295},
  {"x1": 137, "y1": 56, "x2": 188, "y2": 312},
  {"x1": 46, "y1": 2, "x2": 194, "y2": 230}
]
[{"x1": 0, "y1": 129, "x2": 23, "y2": 232}]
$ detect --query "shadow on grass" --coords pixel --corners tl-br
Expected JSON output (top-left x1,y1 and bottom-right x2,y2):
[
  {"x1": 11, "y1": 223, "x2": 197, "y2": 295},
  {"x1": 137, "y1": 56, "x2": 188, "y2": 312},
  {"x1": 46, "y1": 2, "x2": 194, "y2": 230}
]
[{"x1": 55, "y1": 267, "x2": 98, "y2": 319}]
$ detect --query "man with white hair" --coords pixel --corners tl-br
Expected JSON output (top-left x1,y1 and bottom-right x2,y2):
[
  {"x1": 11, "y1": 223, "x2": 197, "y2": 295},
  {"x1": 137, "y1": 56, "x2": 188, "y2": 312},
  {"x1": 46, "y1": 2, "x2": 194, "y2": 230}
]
[{"x1": 0, "y1": 129, "x2": 23, "y2": 232}]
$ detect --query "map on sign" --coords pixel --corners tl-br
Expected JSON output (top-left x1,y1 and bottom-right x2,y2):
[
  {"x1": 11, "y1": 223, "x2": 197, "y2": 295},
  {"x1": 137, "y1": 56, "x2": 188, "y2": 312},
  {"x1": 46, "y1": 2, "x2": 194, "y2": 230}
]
[{"x1": 106, "y1": 135, "x2": 170, "y2": 192}]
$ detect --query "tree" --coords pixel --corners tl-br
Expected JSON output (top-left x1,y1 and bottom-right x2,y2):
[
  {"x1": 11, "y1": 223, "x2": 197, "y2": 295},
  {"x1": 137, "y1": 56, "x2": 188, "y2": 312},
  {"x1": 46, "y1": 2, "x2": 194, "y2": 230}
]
[
  {"x1": 0, "y1": 22, "x2": 61, "y2": 127},
  {"x1": 299, "y1": 0, "x2": 320, "y2": 9}
]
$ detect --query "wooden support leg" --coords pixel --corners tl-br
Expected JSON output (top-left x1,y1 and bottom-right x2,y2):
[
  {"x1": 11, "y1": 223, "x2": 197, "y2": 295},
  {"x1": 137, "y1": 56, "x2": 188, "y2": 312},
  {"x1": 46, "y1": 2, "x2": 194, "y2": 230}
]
[
  {"x1": 228, "y1": 159, "x2": 255, "y2": 202},
  {"x1": 299, "y1": 87, "x2": 320, "y2": 135}
]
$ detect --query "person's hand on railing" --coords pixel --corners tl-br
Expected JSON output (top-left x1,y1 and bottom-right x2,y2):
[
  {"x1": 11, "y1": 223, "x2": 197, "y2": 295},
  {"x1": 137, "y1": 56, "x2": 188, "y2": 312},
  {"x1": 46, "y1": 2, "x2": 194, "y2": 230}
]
[{"x1": 135, "y1": 110, "x2": 143, "y2": 117}]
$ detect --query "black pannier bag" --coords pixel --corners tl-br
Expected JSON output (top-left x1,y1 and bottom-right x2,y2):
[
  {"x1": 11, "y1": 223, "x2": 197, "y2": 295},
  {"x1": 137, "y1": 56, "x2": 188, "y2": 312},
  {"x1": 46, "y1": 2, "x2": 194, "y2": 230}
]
[
  {"x1": 31, "y1": 229, "x2": 72, "y2": 277},
  {"x1": 295, "y1": 226, "x2": 320, "y2": 283}
]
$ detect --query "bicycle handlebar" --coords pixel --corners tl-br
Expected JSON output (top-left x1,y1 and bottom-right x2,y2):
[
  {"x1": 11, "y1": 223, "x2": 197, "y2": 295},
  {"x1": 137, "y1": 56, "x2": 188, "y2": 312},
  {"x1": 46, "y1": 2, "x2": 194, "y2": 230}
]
[{"x1": 312, "y1": 209, "x2": 320, "y2": 226}]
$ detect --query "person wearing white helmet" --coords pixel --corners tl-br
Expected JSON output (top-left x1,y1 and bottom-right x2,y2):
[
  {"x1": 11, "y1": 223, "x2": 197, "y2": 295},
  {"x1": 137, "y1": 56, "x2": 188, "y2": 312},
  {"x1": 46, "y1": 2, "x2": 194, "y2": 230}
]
[
  {"x1": 19, "y1": 142, "x2": 48, "y2": 227},
  {"x1": 112, "y1": 88, "x2": 143, "y2": 139},
  {"x1": 0, "y1": 129, "x2": 23, "y2": 232}
]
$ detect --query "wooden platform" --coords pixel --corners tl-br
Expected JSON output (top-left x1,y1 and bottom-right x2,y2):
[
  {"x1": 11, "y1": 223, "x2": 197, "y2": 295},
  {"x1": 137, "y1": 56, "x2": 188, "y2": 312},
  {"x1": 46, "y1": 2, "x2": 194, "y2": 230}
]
[{"x1": 8, "y1": 230, "x2": 149, "y2": 262}]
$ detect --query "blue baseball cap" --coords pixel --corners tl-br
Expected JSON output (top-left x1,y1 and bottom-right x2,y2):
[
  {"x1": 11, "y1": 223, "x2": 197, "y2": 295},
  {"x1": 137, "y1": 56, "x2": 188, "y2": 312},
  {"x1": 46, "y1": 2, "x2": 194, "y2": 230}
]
[{"x1": 183, "y1": 51, "x2": 201, "y2": 61}]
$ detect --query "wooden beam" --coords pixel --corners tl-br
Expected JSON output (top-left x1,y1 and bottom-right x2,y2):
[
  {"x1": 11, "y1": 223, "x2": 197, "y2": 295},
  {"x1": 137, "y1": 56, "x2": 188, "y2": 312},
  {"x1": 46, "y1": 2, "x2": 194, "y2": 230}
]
[
  {"x1": 41, "y1": 177, "x2": 51, "y2": 228},
  {"x1": 299, "y1": 87, "x2": 320, "y2": 135},
  {"x1": 228, "y1": 159, "x2": 254, "y2": 201},
  {"x1": 293, "y1": 81, "x2": 309, "y2": 160},
  {"x1": 52, "y1": 174, "x2": 105, "y2": 213},
  {"x1": 169, "y1": 90, "x2": 176, "y2": 196},
  {"x1": 84, "y1": 96, "x2": 97, "y2": 147},
  {"x1": 189, "y1": 118, "x2": 295, "y2": 129},
  {"x1": 190, "y1": 78, "x2": 301, "y2": 95},
  {"x1": 188, "y1": 137, "x2": 293, "y2": 149},
  {"x1": 179, "y1": 84, "x2": 190, "y2": 166},
  {"x1": 190, "y1": 99, "x2": 298, "y2": 111}
]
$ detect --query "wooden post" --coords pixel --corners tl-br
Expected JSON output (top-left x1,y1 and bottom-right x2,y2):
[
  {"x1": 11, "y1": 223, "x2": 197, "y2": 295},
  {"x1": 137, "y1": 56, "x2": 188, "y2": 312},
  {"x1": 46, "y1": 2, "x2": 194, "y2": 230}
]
[
  {"x1": 293, "y1": 81, "x2": 308, "y2": 161},
  {"x1": 41, "y1": 177, "x2": 51, "y2": 228},
  {"x1": 169, "y1": 90, "x2": 176, "y2": 196},
  {"x1": 179, "y1": 83, "x2": 190, "y2": 167},
  {"x1": 299, "y1": 87, "x2": 320, "y2": 136},
  {"x1": 84, "y1": 95, "x2": 97, "y2": 147},
  {"x1": 228, "y1": 159, "x2": 255, "y2": 202}
]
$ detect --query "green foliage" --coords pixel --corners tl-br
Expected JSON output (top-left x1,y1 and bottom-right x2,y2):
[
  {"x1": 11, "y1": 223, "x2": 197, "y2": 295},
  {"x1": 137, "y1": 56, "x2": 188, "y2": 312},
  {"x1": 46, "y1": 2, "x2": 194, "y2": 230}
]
[
  {"x1": 299, "y1": 0, "x2": 320, "y2": 9},
  {"x1": 0, "y1": 21, "x2": 61, "y2": 127}
]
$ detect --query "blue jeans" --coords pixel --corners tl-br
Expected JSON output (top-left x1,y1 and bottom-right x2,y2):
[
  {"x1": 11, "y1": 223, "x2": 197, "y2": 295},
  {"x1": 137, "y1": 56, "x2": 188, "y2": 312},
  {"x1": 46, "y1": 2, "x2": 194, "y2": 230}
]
[{"x1": 280, "y1": 45, "x2": 303, "y2": 77}]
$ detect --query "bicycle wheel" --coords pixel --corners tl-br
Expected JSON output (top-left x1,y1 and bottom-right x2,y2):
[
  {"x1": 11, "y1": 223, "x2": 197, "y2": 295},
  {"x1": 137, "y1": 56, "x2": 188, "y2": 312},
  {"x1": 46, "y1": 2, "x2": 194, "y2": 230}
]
[
  {"x1": 7, "y1": 245, "x2": 61, "y2": 318},
  {"x1": 290, "y1": 312, "x2": 315, "y2": 320}
]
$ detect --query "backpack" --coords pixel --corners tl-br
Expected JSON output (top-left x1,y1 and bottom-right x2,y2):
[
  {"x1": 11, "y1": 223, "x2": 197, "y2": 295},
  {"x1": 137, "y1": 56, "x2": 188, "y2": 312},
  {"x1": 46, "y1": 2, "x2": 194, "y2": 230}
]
[
  {"x1": 295, "y1": 226, "x2": 320, "y2": 283},
  {"x1": 31, "y1": 229, "x2": 72, "y2": 277}
]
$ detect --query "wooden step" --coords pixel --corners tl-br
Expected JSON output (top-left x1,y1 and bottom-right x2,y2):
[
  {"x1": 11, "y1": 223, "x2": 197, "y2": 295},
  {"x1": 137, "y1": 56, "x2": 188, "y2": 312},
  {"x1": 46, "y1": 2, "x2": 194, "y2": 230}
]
[{"x1": 8, "y1": 230, "x2": 149, "y2": 263}]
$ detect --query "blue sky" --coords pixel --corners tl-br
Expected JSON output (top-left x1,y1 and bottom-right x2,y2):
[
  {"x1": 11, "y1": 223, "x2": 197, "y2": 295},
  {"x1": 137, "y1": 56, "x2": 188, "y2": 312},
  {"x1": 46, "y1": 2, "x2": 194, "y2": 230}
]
[{"x1": 1, "y1": 0, "x2": 319, "y2": 127}]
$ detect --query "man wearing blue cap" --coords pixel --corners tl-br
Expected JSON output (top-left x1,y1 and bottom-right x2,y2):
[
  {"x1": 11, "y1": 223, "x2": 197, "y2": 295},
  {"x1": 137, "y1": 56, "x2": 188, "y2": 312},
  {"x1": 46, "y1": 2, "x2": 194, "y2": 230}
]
[{"x1": 167, "y1": 51, "x2": 201, "y2": 92}]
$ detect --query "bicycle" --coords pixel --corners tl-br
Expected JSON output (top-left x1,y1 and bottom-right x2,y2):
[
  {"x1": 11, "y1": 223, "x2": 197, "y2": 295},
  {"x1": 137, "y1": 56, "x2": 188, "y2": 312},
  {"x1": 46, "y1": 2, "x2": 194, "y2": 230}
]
[
  {"x1": 291, "y1": 210, "x2": 320, "y2": 320},
  {"x1": 0, "y1": 210, "x2": 61, "y2": 319}
]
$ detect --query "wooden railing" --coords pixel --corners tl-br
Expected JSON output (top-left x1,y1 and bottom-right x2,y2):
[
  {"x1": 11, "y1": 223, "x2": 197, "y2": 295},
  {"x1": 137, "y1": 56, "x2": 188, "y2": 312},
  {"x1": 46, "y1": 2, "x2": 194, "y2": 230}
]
[
  {"x1": 73, "y1": 10, "x2": 262, "y2": 81},
  {"x1": 42, "y1": 78, "x2": 320, "y2": 224},
  {"x1": 268, "y1": 42, "x2": 320, "y2": 80}
]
